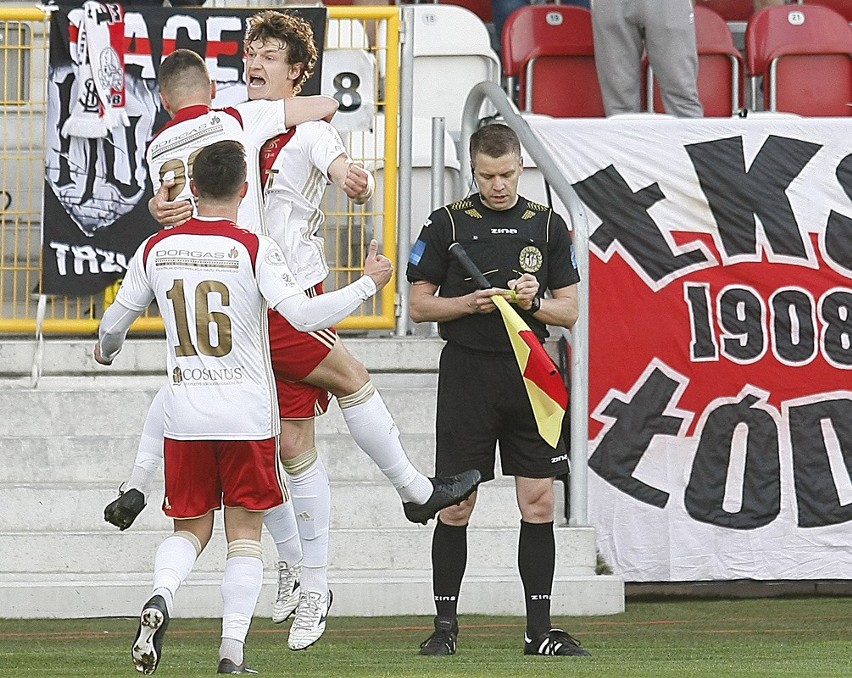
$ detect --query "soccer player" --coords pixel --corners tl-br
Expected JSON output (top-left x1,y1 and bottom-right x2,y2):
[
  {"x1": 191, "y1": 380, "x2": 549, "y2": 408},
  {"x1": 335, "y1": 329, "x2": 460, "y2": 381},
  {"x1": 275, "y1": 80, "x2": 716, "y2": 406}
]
[
  {"x1": 95, "y1": 140, "x2": 392, "y2": 675},
  {"x1": 106, "y1": 26, "x2": 480, "y2": 651}
]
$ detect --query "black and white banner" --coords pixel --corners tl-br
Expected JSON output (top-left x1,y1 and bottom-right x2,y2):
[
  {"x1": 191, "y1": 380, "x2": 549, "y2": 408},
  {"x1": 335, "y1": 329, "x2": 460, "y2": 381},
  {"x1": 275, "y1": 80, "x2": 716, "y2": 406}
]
[
  {"x1": 42, "y1": 5, "x2": 326, "y2": 296},
  {"x1": 530, "y1": 116, "x2": 852, "y2": 581}
]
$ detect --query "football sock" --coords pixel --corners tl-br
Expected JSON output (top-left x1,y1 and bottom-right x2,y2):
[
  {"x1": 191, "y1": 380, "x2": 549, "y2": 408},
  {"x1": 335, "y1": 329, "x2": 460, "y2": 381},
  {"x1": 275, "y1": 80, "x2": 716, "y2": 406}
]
[
  {"x1": 127, "y1": 385, "x2": 167, "y2": 495},
  {"x1": 431, "y1": 519, "x2": 468, "y2": 619},
  {"x1": 220, "y1": 540, "x2": 264, "y2": 664},
  {"x1": 263, "y1": 502, "x2": 303, "y2": 567},
  {"x1": 518, "y1": 520, "x2": 555, "y2": 639},
  {"x1": 151, "y1": 531, "x2": 201, "y2": 615},
  {"x1": 338, "y1": 382, "x2": 432, "y2": 504},
  {"x1": 284, "y1": 449, "x2": 330, "y2": 596}
]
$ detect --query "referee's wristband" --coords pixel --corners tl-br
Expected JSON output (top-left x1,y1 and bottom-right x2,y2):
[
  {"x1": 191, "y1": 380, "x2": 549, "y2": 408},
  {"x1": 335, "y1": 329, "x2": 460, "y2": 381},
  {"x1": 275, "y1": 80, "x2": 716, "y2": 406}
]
[{"x1": 529, "y1": 296, "x2": 541, "y2": 314}]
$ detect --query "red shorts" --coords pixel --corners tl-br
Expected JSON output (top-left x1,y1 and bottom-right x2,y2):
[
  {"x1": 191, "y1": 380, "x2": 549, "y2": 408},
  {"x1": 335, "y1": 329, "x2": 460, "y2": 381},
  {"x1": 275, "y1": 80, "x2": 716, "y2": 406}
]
[
  {"x1": 162, "y1": 437, "x2": 284, "y2": 519},
  {"x1": 268, "y1": 283, "x2": 336, "y2": 419}
]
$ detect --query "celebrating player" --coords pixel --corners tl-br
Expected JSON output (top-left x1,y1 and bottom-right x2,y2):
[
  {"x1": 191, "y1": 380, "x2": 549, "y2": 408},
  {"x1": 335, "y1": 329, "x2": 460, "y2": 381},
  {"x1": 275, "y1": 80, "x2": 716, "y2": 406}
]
[
  {"x1": 95, "y1": 140, "x2": 392, "y2": 675},
  {"x1": 105, "y1": 15, "x2": 480, "y2": 651}
]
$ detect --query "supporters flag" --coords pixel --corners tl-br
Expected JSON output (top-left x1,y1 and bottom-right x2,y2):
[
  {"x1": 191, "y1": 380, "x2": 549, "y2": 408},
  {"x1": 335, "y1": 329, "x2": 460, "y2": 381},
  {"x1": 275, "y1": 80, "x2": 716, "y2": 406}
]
[{"x1": 449, "y1": 242, "x2": 568, "y2": 447}]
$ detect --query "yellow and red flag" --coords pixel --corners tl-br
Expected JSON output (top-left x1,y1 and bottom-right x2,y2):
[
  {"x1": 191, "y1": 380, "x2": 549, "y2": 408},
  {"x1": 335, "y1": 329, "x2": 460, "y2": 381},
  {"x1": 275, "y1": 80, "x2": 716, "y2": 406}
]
[{"x1": 492, "y1": 295, "x2": 568, "y2": 448}]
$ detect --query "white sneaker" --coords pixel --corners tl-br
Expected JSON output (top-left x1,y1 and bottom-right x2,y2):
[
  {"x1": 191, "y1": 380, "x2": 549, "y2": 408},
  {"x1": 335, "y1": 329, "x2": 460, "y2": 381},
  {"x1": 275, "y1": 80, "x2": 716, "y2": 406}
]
[
  {"x1": 287, "y1": 589, "x2": 333, "y2": 650},
  {"x1": 271, "y1": 561, "x2": 302, "y2": 624}
]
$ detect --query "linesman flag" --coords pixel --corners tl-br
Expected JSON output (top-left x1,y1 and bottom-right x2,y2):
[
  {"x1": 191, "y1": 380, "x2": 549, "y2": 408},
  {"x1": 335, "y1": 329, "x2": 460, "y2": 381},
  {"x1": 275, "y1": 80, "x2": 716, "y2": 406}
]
[{"x1": 449, "y1": 243, "x2": 568, "y2": 447}]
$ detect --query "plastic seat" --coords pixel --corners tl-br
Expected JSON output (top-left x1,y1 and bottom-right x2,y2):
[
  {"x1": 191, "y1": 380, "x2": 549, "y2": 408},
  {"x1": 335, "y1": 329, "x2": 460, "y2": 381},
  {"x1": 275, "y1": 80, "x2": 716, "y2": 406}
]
[
  {"x1": 803, "y1": 0, "x2": 852, "y2": 22},
  {"x1": 410, "y1": 4, "x2": 502, "y2": 137},
  {"x1": 646, "y1": 5, "x2": 745, "y2": 116},
  {"x1": 745, "y1": 4, "x2": 852, "y2": 115},
  {"x1": 439, "y1": 0, "x2": 492, "y2": 23},
  {"x1": 501, "y1": 5, "x2": 605, "y2": 117},
  {"x1": 694, "y1": 0, "x2": 753, "y2": 22}
]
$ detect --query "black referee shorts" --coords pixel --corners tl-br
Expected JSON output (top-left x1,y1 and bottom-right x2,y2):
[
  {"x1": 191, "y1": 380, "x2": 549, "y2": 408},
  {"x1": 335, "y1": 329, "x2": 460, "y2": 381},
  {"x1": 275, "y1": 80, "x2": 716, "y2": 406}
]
[{"x1": 434, "y1": 342, "x2": 569, "y2": 483}]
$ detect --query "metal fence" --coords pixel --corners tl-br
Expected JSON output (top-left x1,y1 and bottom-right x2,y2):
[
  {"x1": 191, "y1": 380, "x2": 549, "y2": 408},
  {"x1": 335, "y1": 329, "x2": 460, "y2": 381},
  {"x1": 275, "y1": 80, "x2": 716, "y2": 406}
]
[{"x1": 0, "y1": 5, "x2": 400, "y2": 334}]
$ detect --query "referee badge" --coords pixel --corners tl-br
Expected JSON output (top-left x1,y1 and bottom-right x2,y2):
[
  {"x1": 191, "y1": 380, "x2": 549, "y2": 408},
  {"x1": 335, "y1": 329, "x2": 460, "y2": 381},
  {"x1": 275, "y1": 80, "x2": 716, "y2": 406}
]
[{"x1": 519, "y1": 245, "x2": 543, "y2": 273}]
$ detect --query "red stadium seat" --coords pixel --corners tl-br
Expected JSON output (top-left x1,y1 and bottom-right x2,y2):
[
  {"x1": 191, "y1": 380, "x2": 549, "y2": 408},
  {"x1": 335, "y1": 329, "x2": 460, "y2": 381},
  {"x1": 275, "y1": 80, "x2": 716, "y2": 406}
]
[
  {"x1": 440, "y1": 0, "x2": 492, "y2": 23},
  {"x1": 745, "y1": 4, "x2": 852, "y2": 115},
  {"x1": 695, "y1": 0, "x2": 754, "y2": 22},
  {"x1": 646, "y1": 5, "x2": 746, "y2": 116},
  {"x1": 803, "y1": 0, "x2": 852, "y2": 22},
  {"x1": 501, "y1": 4, "x2": 605, "y2": 117}
]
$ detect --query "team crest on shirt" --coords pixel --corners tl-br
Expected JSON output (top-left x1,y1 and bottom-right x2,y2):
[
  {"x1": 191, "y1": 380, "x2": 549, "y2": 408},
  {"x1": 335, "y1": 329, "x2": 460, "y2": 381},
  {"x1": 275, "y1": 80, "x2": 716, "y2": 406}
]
[
  {"x1": 519, "y1": 245, "x2": 543, "y2": 273},
  {"x1": 266, "y1": 247, "x2": 286, "y2": 265}
]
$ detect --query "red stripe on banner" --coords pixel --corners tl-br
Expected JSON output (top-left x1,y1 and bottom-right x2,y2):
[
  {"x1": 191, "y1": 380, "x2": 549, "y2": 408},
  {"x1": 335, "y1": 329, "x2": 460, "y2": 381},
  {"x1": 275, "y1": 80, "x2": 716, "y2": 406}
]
[{"x1": 206, "y1": 39, "x2": 241, "y2": 60}]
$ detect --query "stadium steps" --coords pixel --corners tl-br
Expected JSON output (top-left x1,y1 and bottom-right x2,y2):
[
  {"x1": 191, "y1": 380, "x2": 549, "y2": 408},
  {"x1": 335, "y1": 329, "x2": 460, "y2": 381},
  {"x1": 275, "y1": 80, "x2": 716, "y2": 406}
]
[{"x1": 0, "y1": 337, "x2": 624, "y2": 618}]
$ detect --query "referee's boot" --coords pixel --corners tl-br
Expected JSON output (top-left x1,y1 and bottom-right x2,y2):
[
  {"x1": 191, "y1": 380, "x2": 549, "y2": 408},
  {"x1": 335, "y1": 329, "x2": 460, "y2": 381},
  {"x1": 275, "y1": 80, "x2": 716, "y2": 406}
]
[
  {"x1": 419, "y1": 616, "x2": 458, "y2": 656},
  {"x1": 104, "y1": 485, "x2": 146, "y2": 531},
  {"x1": 403, "y1": 469, "x2": 481, "y2": 525}
]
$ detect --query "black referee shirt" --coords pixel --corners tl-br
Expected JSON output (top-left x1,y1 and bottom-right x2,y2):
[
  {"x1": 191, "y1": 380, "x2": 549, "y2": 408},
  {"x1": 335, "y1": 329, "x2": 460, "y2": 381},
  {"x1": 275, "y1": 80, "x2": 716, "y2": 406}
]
[{"x1": 406, "y1": 193, "x2": 580, "y2": 354}]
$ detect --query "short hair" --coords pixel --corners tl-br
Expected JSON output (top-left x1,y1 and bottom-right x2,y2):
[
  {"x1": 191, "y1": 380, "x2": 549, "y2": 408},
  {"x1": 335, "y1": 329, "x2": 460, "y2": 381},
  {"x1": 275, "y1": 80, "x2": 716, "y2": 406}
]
[
  {"x1": 191, "y1": 141, "x2": 247, "y2": 200},
  {"x1": 158, "y1": 49, "x2": 210, "y2": 100},
  {"x1": 245, "y1": 10, "x2": 318, "y2": 94},
  {"x1": 469, "y1": 123, "x2": 522, "y2": 162}
]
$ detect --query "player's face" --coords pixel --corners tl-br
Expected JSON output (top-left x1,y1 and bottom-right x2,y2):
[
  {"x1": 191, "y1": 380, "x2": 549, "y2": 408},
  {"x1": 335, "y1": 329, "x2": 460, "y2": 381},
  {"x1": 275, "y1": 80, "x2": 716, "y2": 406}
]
[
  {"x1": 245, "y1": 39, "x2": 299, "y2": 101},
  {"x1": 472, "y1": 152, "x2": 523, "y2": 211}
]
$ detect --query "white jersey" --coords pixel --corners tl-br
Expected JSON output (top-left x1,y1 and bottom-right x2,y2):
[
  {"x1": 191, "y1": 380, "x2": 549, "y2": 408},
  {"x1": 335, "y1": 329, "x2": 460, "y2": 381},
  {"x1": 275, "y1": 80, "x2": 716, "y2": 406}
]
[
  {"x1": 259, "y1": 120, "x2": 347, "y2": 290},
  {"x1": 145, "y1": 100, "x2": 289, "y2": 231},
  {"x1": 115, "y1": 217, "x2": 303, "y2": 440}
]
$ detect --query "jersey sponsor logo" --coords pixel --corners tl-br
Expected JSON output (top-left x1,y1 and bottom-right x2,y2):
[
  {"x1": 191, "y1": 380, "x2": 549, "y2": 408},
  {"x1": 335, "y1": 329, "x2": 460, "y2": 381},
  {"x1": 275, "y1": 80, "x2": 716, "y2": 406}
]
[
  {"x1": 491, "y1": 228, "x2": 518, "y2": 235},
  {"x1": 149, "y1": 119, "x2": 226, "y2": 160},
  {"x1": 155, "y1": 248, "x2": 239, "y2": 271},
  {"x1": 551, "y1": 452, "x2": 568, "y2": 464},
  {"x1": 519, "y1": 245, "x2": 543, "y2": 273},
  {"x1": 172, "y1": 365, "x2": 245, "y2": 386},
  {"x1": 409, "y1": 239, "x2": 427, "y2": 266},
  {"x1": 156, "y1": 248, "x2": 225, "y2": 258}
]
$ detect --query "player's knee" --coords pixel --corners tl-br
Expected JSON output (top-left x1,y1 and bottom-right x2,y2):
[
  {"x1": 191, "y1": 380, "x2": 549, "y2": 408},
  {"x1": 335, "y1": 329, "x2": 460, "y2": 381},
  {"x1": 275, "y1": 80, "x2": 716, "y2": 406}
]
[
  {"x1": 329, "y1": 355, "x2": 370, "y2": 397},
  {"x1": 439, "y1": 498, "x2": 474, "y2": 525},
  {"x1": 520, "y1": 493, "x2": 555, "y2": 523}
]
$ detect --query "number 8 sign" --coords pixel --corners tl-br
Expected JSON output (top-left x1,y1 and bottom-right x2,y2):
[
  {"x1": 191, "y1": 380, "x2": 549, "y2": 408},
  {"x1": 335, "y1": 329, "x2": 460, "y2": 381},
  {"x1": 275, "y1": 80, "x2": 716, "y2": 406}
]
[{"x1": 321, "y1": 49, "x2": 376, "y2": 133}]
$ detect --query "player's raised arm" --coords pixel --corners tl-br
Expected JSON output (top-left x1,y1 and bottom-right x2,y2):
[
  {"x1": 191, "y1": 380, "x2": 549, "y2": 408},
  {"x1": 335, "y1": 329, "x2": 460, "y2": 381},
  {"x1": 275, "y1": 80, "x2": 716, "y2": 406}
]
[
  {"x1": 284, "y1": 94, "x2": 339, "y2": 125},
  {"x1": 260, "y1": 239, "x2": 392, "y2": 332}
]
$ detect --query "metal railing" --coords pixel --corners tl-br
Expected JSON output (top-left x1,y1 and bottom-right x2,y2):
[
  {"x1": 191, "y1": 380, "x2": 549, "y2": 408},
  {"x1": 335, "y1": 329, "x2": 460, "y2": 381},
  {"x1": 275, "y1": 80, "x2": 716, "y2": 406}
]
[
  {"x1": 0, "y1": 5, "x2": 401, "y2": 334},
  {"x1": 460, "y1": 81, "x2": 592, "y2": 526}
]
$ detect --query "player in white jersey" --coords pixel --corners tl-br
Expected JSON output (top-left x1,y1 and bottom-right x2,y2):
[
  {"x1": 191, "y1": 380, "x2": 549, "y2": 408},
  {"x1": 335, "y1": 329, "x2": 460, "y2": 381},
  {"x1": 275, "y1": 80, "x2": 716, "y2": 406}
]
[
  {"x1": 105, "y1": 18, "x2": 480, "y2": 651},
  {"x1": 95, "y1": 140, "x2": 392, "y2": 675},
  {"x1": 144, "y1": 48, "x2": 339, "y2": 232}
]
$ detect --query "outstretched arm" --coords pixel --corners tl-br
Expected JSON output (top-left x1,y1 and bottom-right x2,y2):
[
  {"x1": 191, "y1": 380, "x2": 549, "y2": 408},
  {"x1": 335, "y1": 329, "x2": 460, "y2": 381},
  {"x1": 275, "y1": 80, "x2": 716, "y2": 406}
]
[
  {"x1": 267, "y1": 239, "x2": 392, "y2": 331},
  {"x1": 284, "y1": 95, "x2": 340, "y2": 125}
]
